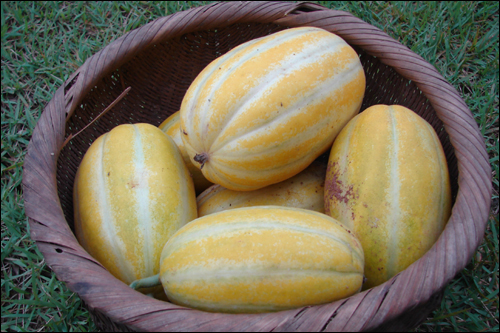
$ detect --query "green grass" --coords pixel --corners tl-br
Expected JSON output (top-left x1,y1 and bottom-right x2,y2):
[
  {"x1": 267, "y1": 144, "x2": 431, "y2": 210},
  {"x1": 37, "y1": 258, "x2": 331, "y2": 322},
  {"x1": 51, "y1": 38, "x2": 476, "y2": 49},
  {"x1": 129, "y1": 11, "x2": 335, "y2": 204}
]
[{"x1": 1, "y1": 1, "x2": 498, "y2": 331}]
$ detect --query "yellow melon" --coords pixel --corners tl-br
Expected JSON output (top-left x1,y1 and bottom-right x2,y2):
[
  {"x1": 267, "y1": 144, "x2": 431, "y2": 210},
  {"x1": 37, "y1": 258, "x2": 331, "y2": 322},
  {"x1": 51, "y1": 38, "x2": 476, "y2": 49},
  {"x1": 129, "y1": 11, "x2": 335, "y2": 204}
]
[
  {"x1": 73, "y1": 123, "x2": 197, "y2": 289},
  {"x1": 159, "y1": 111, "x2": 213, "y2": 194},
  {"x1": 196, "y1": 160, "x2": 327, "y2": 217},
  {"x1": 324, "y1": 105, "x2": 452, "y2": 289},
  {"x1": 180, "y1": 26, "x2": 365, "y2": 191},
  {"x1": 159, "y1": 206, "x2": 364, "y2": 313}
]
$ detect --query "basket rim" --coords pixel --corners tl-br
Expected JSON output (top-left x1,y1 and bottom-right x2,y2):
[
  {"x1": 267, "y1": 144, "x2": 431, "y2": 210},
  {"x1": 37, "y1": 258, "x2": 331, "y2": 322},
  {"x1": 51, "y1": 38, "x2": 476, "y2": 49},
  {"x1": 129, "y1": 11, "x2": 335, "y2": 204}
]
[{"x1": 22, "y1": 1, "x2": 492, "y2": 332}]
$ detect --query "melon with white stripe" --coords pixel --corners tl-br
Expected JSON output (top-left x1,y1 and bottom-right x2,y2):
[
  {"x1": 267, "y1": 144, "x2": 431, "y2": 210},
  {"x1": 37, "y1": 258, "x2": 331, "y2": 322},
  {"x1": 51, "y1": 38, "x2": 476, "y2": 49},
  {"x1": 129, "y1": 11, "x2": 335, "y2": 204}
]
[
  {"x1": 180, "y1": 27, "x2": 366, "y2": 191},
  {"x1": 73, "y1": 123, "x2": 197, "y2": 289},
  {"x1": 159, "y1": 206, "x2": 365, "y2": 313},
  {"x1": 196, "y1": 160, "x2": 327, "y2": 217},
  {"x1": 324, "y1": 105, "x2": 452, "y2": 289},
  {"x1": 159, "y1": 111, "x2": 213, "y2": 194}
]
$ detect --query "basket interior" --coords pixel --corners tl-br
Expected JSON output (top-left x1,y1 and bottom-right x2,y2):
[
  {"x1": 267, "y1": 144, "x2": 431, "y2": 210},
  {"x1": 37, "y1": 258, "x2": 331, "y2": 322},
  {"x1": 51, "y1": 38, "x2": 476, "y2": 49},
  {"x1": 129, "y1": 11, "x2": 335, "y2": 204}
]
[{"x1": 56, "y1": 21, "x2": 459, "y2": 233}]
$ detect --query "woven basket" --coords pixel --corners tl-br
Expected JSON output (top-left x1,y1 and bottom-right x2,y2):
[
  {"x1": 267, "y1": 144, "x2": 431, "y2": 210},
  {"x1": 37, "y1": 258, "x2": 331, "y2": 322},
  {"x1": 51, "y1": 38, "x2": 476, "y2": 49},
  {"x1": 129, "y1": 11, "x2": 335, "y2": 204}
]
[{"x1": 23, "y1": 2, "x2": 492, "y2": 331}]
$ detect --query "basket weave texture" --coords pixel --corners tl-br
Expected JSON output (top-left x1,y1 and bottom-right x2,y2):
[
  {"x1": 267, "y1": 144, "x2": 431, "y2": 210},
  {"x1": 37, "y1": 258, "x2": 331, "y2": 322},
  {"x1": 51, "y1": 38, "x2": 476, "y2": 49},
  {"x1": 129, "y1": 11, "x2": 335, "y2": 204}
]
[{"x1": 22, "y1": 1, "x2": 492, "y2": 331}]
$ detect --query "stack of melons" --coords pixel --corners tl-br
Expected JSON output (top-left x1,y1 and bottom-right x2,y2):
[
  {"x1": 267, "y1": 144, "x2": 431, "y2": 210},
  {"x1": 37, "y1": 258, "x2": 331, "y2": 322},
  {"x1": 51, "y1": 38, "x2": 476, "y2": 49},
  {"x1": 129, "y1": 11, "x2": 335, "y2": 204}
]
[{"x1": 73, "y1": 27, "x2": 451, "y2": 314}]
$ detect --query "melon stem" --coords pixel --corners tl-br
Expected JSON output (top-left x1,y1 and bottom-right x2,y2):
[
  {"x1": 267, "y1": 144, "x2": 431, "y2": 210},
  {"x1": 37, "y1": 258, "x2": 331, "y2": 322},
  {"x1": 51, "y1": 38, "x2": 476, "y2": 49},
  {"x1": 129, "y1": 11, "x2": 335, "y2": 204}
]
[
  {"x1": 129, "y1": 274, "x2": 161, "y2": 290},
  {"x1": 194, "y1": 152, "x2": 209, "y2": 169}
]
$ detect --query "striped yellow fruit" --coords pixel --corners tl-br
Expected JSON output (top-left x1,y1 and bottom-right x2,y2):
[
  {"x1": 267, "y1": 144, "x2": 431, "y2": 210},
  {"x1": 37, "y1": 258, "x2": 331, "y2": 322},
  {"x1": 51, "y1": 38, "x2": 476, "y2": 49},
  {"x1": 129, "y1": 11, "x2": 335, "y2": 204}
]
[
  {"x1": 324, "y1": 105, "x2": 452, "y2": 289},
  {"x1": 159, "y1": 111, "x2": 213, "y2": 194},
  {"x1": 196, "y1": 160, "x2": 327, "y2": 217},
  {"x1": 180, "y1": 26, "x2": 366, "y2": 191},
  {"x1": 73, "y1": 123, "x2": 197, "y2": 289},
  {"x1": 159, "y1": 206, "x2": 365, "y2": 313}
]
